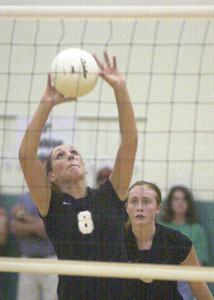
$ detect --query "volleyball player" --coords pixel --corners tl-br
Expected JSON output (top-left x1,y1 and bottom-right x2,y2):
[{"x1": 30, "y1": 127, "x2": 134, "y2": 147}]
[
  {"x1": 125, "y1": 181, "x2": 213, "y2": 300},
  {"x1": 19, "y1": 51, "x2": 138, "y2": 300}
]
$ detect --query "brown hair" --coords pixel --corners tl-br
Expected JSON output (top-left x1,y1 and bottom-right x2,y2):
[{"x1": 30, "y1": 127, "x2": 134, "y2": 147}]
[
  {"x1": 45, "y1": 150, "x2": 53, "y2": 176},
  {"x1": 126, "y1": 181, "x2": 162, "y2": 205},
  {"x1": 161, "y1": 185, "x2": 198, "y2": 224},
  {"x1": 45, "y1": 150, "x2": 62, "y2": 194}
]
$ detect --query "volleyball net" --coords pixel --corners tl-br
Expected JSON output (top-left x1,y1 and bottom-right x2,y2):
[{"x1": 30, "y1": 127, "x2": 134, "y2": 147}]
[
  {"x1": 0, "y1": 5, "x2": 214, "y2": 284},
  {"x1": 1, "y1": 6, "x2": 214, "y2": 197}
]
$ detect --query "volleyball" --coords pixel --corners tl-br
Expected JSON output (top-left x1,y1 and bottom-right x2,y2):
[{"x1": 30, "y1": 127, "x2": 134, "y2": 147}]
[{"x1": 50, "y1": 48, "x2": 99, "y2": 98}]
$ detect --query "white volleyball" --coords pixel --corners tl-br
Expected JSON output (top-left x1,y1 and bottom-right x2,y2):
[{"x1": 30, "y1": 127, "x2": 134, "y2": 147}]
[{"x1": 50, "y1": 48, "x2": 99, "y2": 98}]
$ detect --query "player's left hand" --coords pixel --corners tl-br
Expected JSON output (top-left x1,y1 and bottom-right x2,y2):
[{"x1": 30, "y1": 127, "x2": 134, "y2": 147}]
[{"x1": 93, "y1": 51, "x2": 125, "y2": 89}]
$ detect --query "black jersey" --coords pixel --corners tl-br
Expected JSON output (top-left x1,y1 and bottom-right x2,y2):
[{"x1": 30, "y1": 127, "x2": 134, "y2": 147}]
[
  {"x1": 43, "y1": 179, "x2": 128, "y2": 300},
  {"x1": 126, "y1": 223, "x2": 192, "y2": 300}
]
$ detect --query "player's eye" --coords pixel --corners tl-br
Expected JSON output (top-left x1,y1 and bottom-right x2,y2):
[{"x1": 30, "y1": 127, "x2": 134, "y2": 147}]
[
  {"x1": 130, "y1": 198, "x2": 138, "y2": 205},
  {"x1": 142, "y1": 199, "x2": 150, "y2": 205},
  {"x1": 71, "y1": 150, "x2": 78, "y2": 156},
  {"x1": 56, "y1": 153, "x2": 64, "y2": 159}
]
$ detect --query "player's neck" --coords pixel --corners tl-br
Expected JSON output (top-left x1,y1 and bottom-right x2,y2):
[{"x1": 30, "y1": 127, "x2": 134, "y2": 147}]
[
  {"x1": 60, "y1": 179, "x2": 88, "y2": 199},
  {"x1": 132, "y1": 222, "x2": 156, "y2": 250}
]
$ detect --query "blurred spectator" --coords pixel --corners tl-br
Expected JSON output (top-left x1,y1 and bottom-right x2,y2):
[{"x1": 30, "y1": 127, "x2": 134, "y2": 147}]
[
  {"x1": 0, "y1": 206, "x2": 9, "y2": 300},
  {"x1": 96, "y1": 167, "x2": 112, "y2": 188},
  {"x1": 10, "y1": 192, "x2": 58, "y2": 300},
  {"x1": 10, "y1": 158, "x2": 58, "y2": 300},
  {"x1": 160, "y1": 185, "x2": 209, "y2": 300}
]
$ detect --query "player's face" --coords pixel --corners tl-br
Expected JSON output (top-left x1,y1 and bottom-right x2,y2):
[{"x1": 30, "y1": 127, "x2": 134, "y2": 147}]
[
  {"x1": 171, "y1": 190, "x2": 188, "y2": 216},
  {"x1": 49, "y1": 145, "x2": 87, "y2": 184},
  {"x1": 126, "y1": 185, "x2": 161, "y2": 226}
]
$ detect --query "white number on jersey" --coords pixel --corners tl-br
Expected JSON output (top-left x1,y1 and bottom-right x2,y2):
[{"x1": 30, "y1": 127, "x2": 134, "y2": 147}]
[{"x1": 77, "y1": 210, "x2": 94, "y2": 234}]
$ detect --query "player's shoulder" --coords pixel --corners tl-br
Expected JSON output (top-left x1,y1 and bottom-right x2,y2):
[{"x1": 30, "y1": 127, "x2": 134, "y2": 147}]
[
  {"x1": 157, "y1": 223, "x2": 191, "y2": 243},
  {"x1": 157, "y1": 222, "x2": 177, "y2": 234},
  {"x1": 156, "y1": 223, "x2": 192, "y2": 263}
]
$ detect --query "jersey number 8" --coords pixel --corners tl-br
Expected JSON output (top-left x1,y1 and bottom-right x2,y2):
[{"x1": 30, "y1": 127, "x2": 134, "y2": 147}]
[{"x1": 77, "y1": 211, "x2": 94, "y2": 234}]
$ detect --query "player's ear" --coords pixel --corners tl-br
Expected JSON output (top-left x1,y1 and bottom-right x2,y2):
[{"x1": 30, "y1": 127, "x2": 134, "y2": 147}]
[
  {"x1": 156, "y1": 204, "x2": 162, "y2": 215},
  {"x1": 48, "y1": 171, "x2": 57, "y2": 184}
]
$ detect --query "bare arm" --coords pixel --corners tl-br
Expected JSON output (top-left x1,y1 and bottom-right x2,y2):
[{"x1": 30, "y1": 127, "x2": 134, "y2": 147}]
[
  {"x1": 181, "y1": 246, "x2": 213, "y2": 300},
  {"x1": 0, "y1": 208, "x2": 8, "y2": 246},
  {"x1": 19, "y1": 75, "x2": 75, "y2": 216},
  {"x1": 93, "y1": 52, "x2": 138, "y2": 200},
  {"x1": 10, "y1": 205, "x2": 48, "y2": 239},
  {"x1": 10, "y1": 215, "x2": 48, "y2": 239}
]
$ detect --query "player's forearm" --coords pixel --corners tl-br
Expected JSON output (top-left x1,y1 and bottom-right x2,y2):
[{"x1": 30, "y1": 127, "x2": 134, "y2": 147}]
[
  {"x1": 24, "y1": 215, "x2": 48, "y2": 238},
  {"x1": 114, "y1": 83, "x2": 137, "y2": 143},
  {"x1": 10, "y1": 217, "x2": 48, "y2": 239},
  {"x1": 19, "y1": 101, "x2": 53, "y2": 161},
  {"x1": 189, "y1": 282, "x2": 214, "y2": 300},
  {"x1": 10, "y1": 220, "x2": 34, "y2": 237}
]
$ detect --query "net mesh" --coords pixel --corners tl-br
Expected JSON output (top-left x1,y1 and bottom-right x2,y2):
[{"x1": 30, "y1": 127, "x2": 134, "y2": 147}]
[{"x1": 1, "y1": 16, "x2": 214, "y2": 200}]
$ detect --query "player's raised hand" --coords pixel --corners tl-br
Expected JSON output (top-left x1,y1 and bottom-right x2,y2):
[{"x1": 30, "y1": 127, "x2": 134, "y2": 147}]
[
  {"x1": 93, "y1": 51, "x2": 125, "y2": 89},
  {"x1": 41, "y1": 74, "x2": 76, "y2": 106}
]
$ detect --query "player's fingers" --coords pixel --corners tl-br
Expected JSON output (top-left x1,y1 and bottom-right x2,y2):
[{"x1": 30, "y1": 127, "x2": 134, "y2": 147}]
[
  {"x1": 112, "y1": 56, "x2": 117, "y2": 68},
  {"x1": 67, "y1": 97, "x2": 77, "y2": 102},
  {"x1": 104, "y1": 51, "x2": 111, "y2": 68},
  {"x1": 47, "y1": 73, "x2": 52, "y2": 87},
  {"x1": 92, "y1": 54, "x2": 104, "y2": 70},
  {"x1": 61, "y1": 94, "x2": 77, "y2": 102}
]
